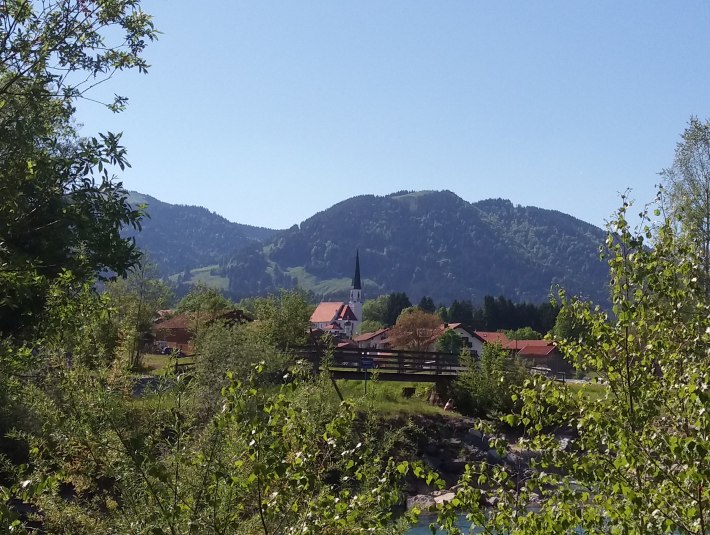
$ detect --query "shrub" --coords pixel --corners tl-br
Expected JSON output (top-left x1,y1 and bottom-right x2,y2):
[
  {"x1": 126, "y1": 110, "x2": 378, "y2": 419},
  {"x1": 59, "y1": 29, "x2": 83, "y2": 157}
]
[{"x1": 449, "y1": 343, "x2": 527, "y2": 417}]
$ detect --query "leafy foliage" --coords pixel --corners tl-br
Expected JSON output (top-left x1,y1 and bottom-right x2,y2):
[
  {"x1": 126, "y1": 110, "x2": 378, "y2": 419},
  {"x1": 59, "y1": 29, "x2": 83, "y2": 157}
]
[
  {"x1": 104, "y1": 262, "x2": 172, "y2": 369},
  {"x1": 661, "y1": 116, "x2": 710, "y2": 295},
  {"x1": 0, "y1": 0, "x2": 158, "y2": 337},
  {"x1": 362, "y1": 292, "x2": 413, "y2": 327},
  {"x1": 435, "y1": 330, "x2": 465, "y2": 354},
  {"x1": 436, "y1": 197, "x2": 710, "y2": 534},
  {"x1": 449, "y1": 342, "x2": 527, "y2": 418},
  {"x1": 503, "y1": 326, "x2": 542, "y2": 340},
  {"x1": 176, "y1": 283, "x2": 232, "y2": 317},
  {"x1": 387, "y1": 309, "x2": 440, "y2": 351},
  {"x1": 238, "y1": 290, "x2": 312, "y2": 350}
]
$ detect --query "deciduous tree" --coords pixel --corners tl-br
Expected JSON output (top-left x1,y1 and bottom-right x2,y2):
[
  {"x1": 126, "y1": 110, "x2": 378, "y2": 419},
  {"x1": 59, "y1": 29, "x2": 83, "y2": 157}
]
[
  {"x1": 388, "y1": 309, "x2": 440, "y2": 351},
  {"x1": 105, "y1": 262, "x2": 172, "y2": 369},
  {"x1": 661, "y1": 116, "x2": 710, "y2": 295},
  {"x1": 437, "y1": 197, "x2": 710, "y2": 534},
  {"x1": 0, "y1": 1, "x2": 158, "y2": 337}
]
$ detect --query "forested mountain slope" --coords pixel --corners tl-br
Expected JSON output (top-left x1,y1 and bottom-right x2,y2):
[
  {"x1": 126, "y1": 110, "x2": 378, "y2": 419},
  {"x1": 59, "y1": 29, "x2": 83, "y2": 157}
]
[
  {"x1": 123, "y1": 192, "x2": 279, "y2": 276},
  {"x1": 219, "y1": 190, "x2": 609, "y2": 305}
]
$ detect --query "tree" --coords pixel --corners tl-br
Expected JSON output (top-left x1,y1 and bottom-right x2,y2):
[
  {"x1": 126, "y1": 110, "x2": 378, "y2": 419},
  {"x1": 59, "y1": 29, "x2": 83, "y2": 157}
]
[
  {"x1": 358, "y1": 319, "x2": 386, "y2": 334},
  {"x1": 436, "y1": 329, "x2": 464, "y2": 354},
  {"x1": 177, "y1": 284, "x2": 232, "y2": 316},
  {"x1": 105, "y1": 262, "x2": 172, "y2": 369},
  {"x1": 241, "y1": 290, "x2": 311, "y2": 349},
  {"x1": 176, "y1": 283, "x2": 233, "y2": 337},
  {"x1": 436, "y1": 197, "x2": 710, "y2": 534},
  {"x1": 503, "y1": 326, "x2": 541, "y2": 341},
  {"x1": 388, "y1": 309, "x2": 440, "y2": 351},
  {"x1": 448, "y1": 342, "x2": 526, "y2": 418},
  {"x1": 0, "y1": 1, "x2": 158, "y2": 337},
  {"x1": 0, "y1": 1, "x2": 156, "y2": 108},
  {"x1": 362, "y1": 292, "x2": 412, "y2": 327},
  {"x1": 662, "y1": 117, "x2": 710, "y2": 294},
  {"x1": 385, "y1": 292, "x2": 412, "y2": 326},
  {"x1": 362, "y1": 294, "x2": 390, "y2": 326},
  {"x1": 418, "y1": 295, "x2": 436, "y2": 313},
  {"x1": 448, "y1": 299, "x2": 473, "y2": 324},
  {"x1": 552, "y1": 300, "x2": 587, "y2": 342}
]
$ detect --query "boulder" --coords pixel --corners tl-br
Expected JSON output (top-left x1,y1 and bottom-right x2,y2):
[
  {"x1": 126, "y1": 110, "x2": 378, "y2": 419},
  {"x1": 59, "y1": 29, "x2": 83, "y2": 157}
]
[
  {"x1": 434, "y1": 492, "x2": 456, "y2": 505},
  {"x1": 407, "y1": 494, "x2": 436, "y2": 511}
]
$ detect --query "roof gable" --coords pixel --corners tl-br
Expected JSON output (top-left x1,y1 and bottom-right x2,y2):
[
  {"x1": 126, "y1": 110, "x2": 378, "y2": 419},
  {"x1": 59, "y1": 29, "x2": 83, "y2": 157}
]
[
  {"x1": 155, "y1": 314, "x2": 192, "y2": 330},
  {"x1": 310, "y1": 302, "x2": 345, "y2": 323},
  {"x1": 338, "y1": 304, "x2": 358, "y2": 321},
  {"x1": 353, "y1": 327, "x2": 391, "y2": 342}
]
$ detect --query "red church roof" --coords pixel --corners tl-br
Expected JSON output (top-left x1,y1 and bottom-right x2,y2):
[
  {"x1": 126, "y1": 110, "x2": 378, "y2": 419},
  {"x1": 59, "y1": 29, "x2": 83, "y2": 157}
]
[
  {"x1": 310, "y1": 301, "x2": 358, "y2": 324},
  {"x1": 310, "y1": 302, "x2": 346, "y2": 323}
]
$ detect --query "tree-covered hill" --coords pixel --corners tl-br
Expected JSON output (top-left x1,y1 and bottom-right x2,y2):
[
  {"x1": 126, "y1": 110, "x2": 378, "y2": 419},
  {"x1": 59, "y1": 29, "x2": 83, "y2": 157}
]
[
  {"x1": 219, "y1": 190, "x2": 610, "y2": 305},
  {"x1": 123, "y1": 192, "x2": 280, "y2": 276}
]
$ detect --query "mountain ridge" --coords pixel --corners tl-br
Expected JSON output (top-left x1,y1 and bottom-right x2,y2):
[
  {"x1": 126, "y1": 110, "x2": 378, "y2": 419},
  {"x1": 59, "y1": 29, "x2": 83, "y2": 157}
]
[
  {"x1": 217, "y1": 190, "x2": 610, "y2": 305},
  {"x1": 122, "y1": 191, "x2": 281, "y2": 276}
]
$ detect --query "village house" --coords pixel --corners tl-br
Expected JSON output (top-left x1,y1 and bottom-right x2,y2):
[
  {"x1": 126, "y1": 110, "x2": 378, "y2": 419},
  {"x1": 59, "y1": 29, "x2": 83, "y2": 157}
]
[
  {"x1": 470, "y1": 330, "x2": 573, "y2": 375},
  {"x1": 153, "y1": 313, "x2": 193, "y2": 353},
  {"x1": 353, "y1": 327, "x2": 391, "y2": 349},
  {"x1": 354, "y1": 321, "x2": 572, "y2": 375},
  {"x1": 153, "y1": 308, "x2": 251, "y2": 355}
]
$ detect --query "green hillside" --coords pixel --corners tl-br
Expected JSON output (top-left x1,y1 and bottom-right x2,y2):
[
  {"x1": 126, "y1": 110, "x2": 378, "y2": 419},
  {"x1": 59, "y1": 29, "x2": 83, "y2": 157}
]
[
  {"x1": 123, "y1": 192, "x2": 280, "y2": 276},
  {"x1": 218, "y1": 190, "x2": 609, "y2": 305}
]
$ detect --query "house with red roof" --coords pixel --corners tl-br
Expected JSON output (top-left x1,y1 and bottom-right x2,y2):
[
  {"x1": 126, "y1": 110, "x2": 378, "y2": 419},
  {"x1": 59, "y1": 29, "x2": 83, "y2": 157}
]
[
  {"x1": 471, "y1": 331, "x2": 572, "y2": 374},
  {"x1": 353, "y1": 327, "x2": 391, "y2": 349},
  {"x1": 153, "y1": 309, "x2": 252, "y2": 355},
  {"x1": 153, "y1": 313, "x2": 194, "y2": 353}
]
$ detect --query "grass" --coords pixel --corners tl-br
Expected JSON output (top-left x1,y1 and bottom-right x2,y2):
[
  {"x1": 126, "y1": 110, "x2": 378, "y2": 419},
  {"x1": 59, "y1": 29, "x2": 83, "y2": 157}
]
[
  {"x1": 138, "y1": 354, "x2": 453, "y2": 418},
  {"x1": 333, "y1": 379, "x2": 450, "y2": 416},
  {"x1": 141, "y1": 353, "x2": 195, "y2": 376},
  {"x1": 286, "y1": 266, "x2": 353, "y2": 297},
  {"x1": 131, "y1": 388, "x2": 179, "y2": 411},
  {"x1": 167, "y1": 264, "x2": 229, "y2": 291},
  {"x1": 567, "y1": 380, "x2": 607, "y2": 402},
  {"x1": 189, "y1": 265, "x2": 229, "y2": 290}
]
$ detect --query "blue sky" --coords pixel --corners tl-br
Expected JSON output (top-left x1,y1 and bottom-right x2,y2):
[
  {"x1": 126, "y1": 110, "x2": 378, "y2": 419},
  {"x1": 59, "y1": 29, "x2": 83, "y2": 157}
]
[{"x1": 75, "y1": 1, "x2": 710, "y2": 230}]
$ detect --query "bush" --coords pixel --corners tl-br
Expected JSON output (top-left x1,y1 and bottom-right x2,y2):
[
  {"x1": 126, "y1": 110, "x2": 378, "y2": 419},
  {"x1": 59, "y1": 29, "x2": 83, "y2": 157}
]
[
  {"x1": 449, "y1": 343, "x2": 527, "y2": 417},
  {"x1": 191, "y1": 320, "x2": 291, "y2": 419}
]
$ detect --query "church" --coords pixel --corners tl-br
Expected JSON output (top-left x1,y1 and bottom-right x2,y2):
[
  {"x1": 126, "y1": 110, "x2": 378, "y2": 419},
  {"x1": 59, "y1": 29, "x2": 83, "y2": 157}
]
[{"x1": 309, "y1": 251, "x2": 363, "y2": 338}]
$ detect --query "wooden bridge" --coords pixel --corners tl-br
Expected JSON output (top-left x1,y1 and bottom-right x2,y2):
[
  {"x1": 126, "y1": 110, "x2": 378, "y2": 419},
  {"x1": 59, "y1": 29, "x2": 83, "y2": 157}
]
[{"x1": 292, "y1": 346, "x2": 468, "y2": 383}]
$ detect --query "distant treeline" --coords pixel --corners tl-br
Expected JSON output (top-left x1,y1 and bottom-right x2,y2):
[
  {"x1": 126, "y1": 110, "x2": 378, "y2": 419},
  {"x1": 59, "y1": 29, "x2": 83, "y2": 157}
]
[
  {"x1": 439, "y1": 295, "x2": 559, "y2": 334},
  {"x1": 365, "y1": 292, "x2": 559, "y2": 334}
]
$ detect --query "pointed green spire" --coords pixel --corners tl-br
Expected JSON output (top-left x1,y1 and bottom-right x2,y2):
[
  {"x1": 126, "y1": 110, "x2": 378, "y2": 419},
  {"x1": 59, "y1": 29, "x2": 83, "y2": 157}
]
[{"x1": 352, "y1": 250, "x2": 362, "y2": 290}]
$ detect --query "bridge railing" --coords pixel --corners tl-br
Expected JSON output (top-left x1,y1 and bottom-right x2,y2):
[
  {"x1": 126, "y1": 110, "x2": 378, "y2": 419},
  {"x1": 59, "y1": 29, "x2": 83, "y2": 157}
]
[{"x1": 291, "y1": 346, "x2": 464, "y2": 377}]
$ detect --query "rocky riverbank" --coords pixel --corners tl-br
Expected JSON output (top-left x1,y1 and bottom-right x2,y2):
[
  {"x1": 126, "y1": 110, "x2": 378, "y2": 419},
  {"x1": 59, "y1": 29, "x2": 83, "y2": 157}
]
[{"x1": 397, "y1": 413, "x2": 542, "y2": 512}]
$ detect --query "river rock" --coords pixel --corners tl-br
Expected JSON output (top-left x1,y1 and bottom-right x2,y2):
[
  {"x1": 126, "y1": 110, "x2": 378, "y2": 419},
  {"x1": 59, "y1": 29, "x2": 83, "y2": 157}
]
[
  {"x1": 434, "y1": 492, "x2": 456, "y2": 505},
  {"x1": 486, "y1": 448, "x2": 503, "y2": 463},
  {"x1": 407, "y1": 494, "x2": 436, "y2": 511}
]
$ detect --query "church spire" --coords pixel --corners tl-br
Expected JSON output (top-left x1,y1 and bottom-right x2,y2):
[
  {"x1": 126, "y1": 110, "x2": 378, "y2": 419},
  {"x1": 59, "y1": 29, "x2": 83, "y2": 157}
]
[{"x1": 352, "y1": 250, "x2": 362, "y2": 290}]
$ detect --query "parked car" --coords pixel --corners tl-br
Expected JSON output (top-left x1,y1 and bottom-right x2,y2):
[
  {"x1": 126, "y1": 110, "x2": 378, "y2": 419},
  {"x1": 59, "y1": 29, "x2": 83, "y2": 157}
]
[{"x1": 161, "y1": 347, "x2": 186, "y2": 358}]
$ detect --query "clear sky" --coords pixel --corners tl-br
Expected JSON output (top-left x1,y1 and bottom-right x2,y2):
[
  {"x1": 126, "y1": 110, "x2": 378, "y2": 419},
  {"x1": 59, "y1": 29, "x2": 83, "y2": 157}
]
[{"x1": 74, "y1": 1, "x2": 710, "y2": 230}]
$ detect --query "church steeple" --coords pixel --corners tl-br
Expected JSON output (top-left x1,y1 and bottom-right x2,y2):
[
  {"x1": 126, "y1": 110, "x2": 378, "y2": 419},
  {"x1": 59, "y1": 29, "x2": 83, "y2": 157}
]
[
  {"x1": 349, "y1": 251, "x2": 363, "y2": 326},
  {"x1": 352, "y1": 250, "x2": 362, "y2": 290}
]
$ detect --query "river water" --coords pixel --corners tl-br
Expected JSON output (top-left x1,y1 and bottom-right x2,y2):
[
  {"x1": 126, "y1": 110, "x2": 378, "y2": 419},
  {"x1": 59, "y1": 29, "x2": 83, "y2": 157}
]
[{"x1": 406, "y1": 515, "x2": 477, "y2": 534}]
